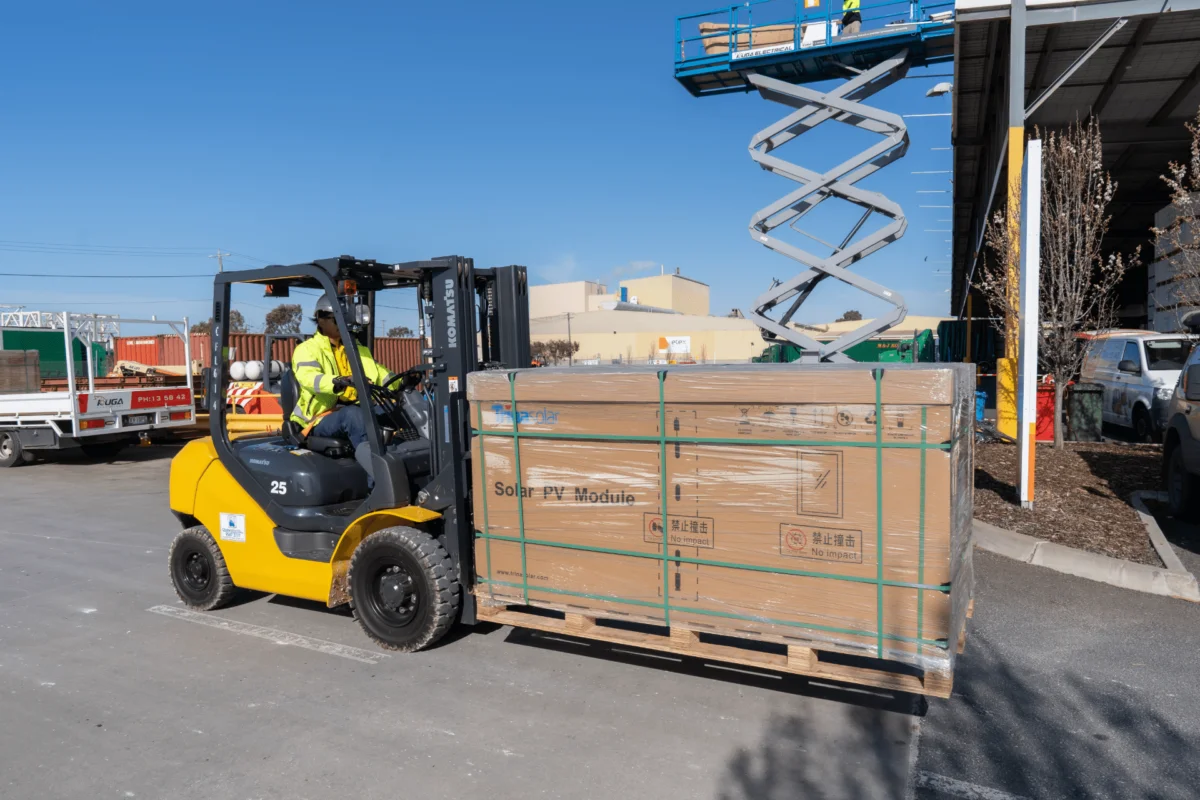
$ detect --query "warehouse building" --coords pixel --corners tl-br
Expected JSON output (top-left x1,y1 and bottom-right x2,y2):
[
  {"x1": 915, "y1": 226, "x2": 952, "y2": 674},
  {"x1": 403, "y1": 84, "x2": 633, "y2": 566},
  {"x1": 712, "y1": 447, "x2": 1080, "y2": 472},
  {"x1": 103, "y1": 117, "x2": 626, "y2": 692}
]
[
  {"x1": 530, "y1": 270, "x2": 950, "y2": 364},
  {"x1": 530, "y1": 270, "x2": 761, "y2": 362}
]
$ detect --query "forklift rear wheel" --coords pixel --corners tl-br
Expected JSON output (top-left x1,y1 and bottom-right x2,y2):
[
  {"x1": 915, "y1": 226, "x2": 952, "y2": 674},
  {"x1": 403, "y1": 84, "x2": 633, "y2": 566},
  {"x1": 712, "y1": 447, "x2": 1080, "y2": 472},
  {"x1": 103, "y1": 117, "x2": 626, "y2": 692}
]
[
  {"x1": 349, "y1": 527, "x2": 461, "y2": 652},
  {"x1": 0, "y1": 431, "x2": 23, "y2": 468},
  {"x1": 169, "y1": 527, "x2": 237, "y2": 611}
]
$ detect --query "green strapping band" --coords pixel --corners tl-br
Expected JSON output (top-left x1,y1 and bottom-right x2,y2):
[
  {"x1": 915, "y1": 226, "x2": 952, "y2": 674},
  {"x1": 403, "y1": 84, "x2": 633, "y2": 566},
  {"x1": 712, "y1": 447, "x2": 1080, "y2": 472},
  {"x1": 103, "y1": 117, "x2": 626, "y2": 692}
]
[
  {"x1": 475, "y1": 577, "x2": 945, "y2": 647},
  {"x1": 918, "y1": 406, "x2": 927, "y2": 658},
  {"x1": 476, "y1": 402, "x2": 494, "y2": 600},
  {"x1": 874, "y1": 369, "x2": 885, "y2": 658},
  {"x1": 508, "y1": 373, "x2": 530, "y2": 604},
  {"x1": 469, "y1": 367, "x2": 952, "y2": 658},
  {"x1": 658, "y1": 371, "x2": 671, "y2": 627},
  {"x1": 474, "y1": 428, "x2": 950, "y2": 450},
  {"x1": 473, "y1": 531, "x2": 948, "y2": 591}
]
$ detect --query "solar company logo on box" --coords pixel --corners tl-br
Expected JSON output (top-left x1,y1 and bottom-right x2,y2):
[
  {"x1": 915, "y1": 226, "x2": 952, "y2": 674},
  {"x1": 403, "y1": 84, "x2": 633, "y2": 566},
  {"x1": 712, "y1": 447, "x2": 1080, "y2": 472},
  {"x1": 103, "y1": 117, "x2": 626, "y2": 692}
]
[{"x1": 488, "y1": 403, "x2": 560, "y2": 426}]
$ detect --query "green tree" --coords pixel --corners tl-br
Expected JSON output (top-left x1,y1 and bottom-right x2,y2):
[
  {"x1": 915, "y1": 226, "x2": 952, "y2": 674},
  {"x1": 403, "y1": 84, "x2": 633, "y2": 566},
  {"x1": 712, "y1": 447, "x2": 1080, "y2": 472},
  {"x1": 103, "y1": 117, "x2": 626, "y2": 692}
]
[{"x1": 386, "y1": 325, "x2": 414, "y2": 338}]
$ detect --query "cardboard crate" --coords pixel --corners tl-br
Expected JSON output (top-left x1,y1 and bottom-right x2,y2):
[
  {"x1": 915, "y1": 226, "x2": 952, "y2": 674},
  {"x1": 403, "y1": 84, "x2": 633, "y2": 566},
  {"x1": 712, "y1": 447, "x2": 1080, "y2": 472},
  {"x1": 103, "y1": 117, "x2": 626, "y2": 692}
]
[{"x1": 468, "y1": 363, "x2": 974, "y2": 678}]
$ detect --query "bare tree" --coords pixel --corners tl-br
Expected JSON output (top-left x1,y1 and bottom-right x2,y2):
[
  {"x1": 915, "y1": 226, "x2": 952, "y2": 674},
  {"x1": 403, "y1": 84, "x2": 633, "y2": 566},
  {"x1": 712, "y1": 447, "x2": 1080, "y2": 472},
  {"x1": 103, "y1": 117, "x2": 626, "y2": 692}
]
[
  {"x1": 1152, "y1": 107, "x2": 1200, "y2": 328},
  {"x1": 529, "y1": 339, "x2": 579, "y2": 365},
  {"x1": 265, "y1": 304, "x2": 303, "y2": 335},
  {"x1": 976, "y1": 119, "x2": 1134, "y2": 448},
  {"x1": 547, "y1": 339, "x2": 580, "y2": 365}
]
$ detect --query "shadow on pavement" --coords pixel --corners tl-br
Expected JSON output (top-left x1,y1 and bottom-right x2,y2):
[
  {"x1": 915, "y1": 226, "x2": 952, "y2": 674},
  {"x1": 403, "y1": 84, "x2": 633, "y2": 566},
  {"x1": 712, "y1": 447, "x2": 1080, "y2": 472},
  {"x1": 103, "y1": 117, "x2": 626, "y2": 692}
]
[
  {"x1": 502, "y1": 626, "x2": 923, "y2": 716},
  {"x1": 717, "y1": 704, "x2": 915, "y2": 800},
  {"x1": 912, "y1": 634, "x2": 1199, "y2": 800},
  {"x1": 1154, "y1": 513, "x2": 1200, "y2": 561},
  {"x1": 20, "y1": 443, "x2": 183, "y2": 467}
]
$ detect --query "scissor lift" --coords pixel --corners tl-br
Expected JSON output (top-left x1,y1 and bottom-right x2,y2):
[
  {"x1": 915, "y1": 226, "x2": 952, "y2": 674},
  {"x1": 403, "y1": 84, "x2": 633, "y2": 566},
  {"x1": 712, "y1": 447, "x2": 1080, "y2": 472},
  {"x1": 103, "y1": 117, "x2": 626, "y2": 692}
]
[{"x1": 676, "y1": 0, "x2": 954, "y2": 361}]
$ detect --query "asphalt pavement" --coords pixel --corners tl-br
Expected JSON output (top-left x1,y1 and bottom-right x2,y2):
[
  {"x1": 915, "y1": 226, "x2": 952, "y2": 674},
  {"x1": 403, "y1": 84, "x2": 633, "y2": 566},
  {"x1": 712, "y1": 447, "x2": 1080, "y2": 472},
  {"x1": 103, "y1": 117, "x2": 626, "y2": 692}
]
[{"x1": 1, "y1": 446, "x2": 1198, "y2": 799}]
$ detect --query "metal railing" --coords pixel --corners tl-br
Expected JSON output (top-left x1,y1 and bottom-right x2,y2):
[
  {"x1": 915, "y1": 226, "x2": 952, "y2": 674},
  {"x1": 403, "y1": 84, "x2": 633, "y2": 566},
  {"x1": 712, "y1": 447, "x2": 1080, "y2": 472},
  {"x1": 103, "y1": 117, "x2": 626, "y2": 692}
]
[{"x1": 675, "y1": 0, "x2": 954, "y2": 65}]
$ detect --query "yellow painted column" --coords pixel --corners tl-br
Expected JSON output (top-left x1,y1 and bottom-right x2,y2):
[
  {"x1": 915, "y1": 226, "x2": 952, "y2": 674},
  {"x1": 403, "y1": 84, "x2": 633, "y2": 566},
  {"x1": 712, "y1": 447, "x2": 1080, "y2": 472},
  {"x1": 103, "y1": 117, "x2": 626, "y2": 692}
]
[{"x1": 997, "y1": 126, "x2": 1025, "y2": 439}]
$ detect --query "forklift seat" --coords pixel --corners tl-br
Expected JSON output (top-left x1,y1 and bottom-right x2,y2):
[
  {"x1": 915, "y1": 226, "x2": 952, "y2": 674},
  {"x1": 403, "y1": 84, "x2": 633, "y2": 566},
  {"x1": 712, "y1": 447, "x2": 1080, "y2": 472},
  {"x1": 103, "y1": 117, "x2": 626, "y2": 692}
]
[{"x1": 279, "y1": 366, "x2": 353, "y2": 459}]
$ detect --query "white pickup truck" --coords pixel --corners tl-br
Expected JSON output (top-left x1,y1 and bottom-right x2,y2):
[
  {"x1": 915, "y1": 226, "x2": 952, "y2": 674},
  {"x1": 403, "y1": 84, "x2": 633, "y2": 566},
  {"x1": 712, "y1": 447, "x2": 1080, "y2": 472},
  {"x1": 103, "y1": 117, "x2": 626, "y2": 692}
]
[{"x1": 0, "y1": 316, "x2": 196, "y2": 467}]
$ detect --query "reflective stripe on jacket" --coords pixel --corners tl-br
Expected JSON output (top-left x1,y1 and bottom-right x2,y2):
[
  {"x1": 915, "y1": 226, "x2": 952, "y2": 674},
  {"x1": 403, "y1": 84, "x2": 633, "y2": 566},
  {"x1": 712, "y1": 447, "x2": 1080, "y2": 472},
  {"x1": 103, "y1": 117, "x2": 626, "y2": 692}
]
[
  {"x1": 843, "y1": 0, "x2": 860, "y2": 11},
  {"x1": 290, "y1": 332, "x2": 394, "y2": 425}
]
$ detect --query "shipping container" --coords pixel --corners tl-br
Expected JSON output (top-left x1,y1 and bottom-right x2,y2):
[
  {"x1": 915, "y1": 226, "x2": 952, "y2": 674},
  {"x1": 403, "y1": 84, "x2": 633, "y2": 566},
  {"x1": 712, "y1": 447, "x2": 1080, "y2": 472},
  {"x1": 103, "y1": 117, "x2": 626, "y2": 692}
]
[
  {"x1": 112, "y1": 333, "x2": 422, "y2": 374},
  {"x1": 372, "y1": 337, "x2": 423, "y2": 374},
  {"x1": 0, "y1": 328, "x2": 106, "y2": 379},
  {"x1": 755, "y1": 329, "x2": 937, "y2": 364},
  {"x1": 114, "y1": 334, "x2": 207, "y2": 368}
]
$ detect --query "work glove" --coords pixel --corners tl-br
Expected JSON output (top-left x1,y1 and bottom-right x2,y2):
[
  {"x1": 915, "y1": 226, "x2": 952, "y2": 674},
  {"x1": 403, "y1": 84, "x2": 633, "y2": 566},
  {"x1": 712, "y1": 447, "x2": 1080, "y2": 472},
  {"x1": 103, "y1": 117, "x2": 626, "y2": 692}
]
[{"x1": 332, "y1": 376, "x2": 353, "y2": 393}]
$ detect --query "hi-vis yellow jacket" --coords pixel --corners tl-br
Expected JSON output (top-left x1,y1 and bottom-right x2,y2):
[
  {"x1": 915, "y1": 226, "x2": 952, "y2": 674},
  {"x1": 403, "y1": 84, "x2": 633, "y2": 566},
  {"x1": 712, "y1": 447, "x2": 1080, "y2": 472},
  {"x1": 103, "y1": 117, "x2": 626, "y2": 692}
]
[{"x1": 290, "y1": 332, "x2": 393, "y2": 426}]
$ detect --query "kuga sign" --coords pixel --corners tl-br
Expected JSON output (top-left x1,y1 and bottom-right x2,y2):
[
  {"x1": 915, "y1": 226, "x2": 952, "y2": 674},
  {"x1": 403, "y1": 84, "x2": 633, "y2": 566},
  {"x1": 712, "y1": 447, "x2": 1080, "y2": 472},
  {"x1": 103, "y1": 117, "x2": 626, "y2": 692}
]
[{"x1": 78, "y1": 388, "x2": 191, "y2": 414}]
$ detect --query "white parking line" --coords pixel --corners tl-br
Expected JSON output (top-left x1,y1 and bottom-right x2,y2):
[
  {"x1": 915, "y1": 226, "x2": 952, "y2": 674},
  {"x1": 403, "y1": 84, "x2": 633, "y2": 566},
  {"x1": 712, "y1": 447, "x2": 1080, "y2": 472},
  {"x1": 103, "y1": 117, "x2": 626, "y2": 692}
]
[
  {"x1": 912, "y1": 771, "x2": 1031, "y2": 800},
  {"x1": 148, "y1": 605, "x2": 390, "y2": 665}
]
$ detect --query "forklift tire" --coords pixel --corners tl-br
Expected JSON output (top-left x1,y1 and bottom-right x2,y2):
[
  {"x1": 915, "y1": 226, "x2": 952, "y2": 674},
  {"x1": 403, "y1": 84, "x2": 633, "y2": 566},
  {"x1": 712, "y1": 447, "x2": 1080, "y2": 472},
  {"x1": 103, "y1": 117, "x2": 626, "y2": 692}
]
[
  {"x1": 349, "y1": 526, "x2": 461, "y2": 652},
  {"x1": 0, "y1": 431, "x2": 23, "y2": 468},
  {"x1": 169, "y1": 527, "x2": 237, "y2": 611}
]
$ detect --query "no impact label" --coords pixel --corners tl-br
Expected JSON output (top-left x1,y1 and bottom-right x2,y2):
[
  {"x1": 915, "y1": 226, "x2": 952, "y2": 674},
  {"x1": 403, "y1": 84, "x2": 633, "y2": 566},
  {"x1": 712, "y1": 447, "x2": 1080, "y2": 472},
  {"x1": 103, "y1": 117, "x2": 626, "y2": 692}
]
[{"x1": 780, "y1": 523, "x2": 863, "y2": 564}]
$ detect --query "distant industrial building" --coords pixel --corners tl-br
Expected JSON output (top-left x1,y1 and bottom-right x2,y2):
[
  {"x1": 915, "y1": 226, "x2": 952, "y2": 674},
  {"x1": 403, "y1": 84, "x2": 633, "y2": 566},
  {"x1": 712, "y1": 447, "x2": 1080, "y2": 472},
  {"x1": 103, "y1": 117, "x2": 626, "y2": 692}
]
[
  {"x1": 529, "y1": 270, "x2": 712, "y2": 319},
  {"x1": 529, "y1": 270, "x2": 950, "y2": 364}
]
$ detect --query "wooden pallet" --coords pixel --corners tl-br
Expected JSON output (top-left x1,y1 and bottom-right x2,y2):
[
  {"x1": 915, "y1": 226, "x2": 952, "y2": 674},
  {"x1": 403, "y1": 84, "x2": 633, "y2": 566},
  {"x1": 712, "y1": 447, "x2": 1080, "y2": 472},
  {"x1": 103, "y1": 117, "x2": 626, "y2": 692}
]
[{"x1": 478, "y1": 603, "x2": 955, "y2": 699}]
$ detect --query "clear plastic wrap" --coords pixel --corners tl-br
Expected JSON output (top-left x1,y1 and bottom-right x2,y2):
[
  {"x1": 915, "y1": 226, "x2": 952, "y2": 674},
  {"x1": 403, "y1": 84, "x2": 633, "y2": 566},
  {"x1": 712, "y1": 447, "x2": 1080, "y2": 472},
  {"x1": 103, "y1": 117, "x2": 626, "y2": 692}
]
[{"x1": 469, "y1": 363, "x2": 974, "y2": 674}]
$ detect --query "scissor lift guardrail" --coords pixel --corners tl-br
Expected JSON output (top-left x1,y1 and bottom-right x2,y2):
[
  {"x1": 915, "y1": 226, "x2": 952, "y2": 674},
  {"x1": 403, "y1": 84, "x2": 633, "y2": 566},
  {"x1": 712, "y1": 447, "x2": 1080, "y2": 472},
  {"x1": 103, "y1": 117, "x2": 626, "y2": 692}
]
[{"x1": 675, "y1": 0, "x2": 954, "y2": 361}]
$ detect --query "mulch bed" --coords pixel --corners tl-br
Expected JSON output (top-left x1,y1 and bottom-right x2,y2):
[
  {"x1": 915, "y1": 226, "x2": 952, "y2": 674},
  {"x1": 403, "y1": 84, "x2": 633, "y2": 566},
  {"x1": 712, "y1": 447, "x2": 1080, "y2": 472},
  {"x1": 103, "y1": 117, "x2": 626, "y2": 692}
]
[{"x1": 974, "y1": 441, "x2": 1163, "y2": 566}]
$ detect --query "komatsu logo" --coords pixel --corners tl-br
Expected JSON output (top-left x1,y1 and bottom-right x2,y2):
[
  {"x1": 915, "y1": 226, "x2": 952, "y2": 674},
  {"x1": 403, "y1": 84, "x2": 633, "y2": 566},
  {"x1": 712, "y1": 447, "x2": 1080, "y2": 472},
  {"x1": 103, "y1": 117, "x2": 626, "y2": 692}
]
[{"x1": 444, "y1": 279, "x2": 457, "y2": 348}]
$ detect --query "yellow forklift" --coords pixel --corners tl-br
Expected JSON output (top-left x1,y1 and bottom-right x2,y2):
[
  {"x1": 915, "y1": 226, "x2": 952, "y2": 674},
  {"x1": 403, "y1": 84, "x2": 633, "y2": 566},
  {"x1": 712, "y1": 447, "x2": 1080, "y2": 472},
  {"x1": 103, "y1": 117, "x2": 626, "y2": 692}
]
[{"x1": 168, "y1": 255, "x2": 529, "y2": 650}]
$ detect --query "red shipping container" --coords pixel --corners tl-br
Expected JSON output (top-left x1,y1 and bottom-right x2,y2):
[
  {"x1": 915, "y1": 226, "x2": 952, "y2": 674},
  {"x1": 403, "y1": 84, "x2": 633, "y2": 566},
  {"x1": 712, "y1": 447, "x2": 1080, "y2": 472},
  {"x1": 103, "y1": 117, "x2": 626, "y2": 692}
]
[
  {"x1": 113, "y1": 333, "x2": 422, "y2": 374},
  {"x1": 373, "y1": 337, "x2": 423, "y2": 374}
]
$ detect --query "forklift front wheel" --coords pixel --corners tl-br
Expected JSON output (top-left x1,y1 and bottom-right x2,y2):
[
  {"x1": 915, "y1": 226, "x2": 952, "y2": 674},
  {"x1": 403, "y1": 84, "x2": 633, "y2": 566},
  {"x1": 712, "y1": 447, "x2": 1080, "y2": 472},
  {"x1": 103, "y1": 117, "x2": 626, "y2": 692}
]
[
  {"x1": 349, "y1": 527, "x2": 461, "y2": 652},
  {"x1": 169, "y1": 527, "x2": 237, "y2": 611}
]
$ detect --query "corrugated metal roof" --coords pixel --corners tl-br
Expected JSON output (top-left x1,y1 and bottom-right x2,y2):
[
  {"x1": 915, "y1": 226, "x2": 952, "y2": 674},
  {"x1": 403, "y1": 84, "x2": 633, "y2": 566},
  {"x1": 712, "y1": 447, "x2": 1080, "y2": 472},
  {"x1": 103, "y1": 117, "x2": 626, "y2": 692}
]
[{"x1": 951, "y1": 5, "x2": 1200, "y2": 320}]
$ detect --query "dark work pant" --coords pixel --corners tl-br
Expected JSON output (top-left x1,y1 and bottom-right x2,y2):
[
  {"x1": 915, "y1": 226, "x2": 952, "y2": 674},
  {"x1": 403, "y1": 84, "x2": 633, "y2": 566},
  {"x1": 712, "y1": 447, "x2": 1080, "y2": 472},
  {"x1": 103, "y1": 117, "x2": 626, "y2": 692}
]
[
  {"x1": 311, "y1": 404, "x2": 372, "y2": 447},
  {"x1": 310, "y1": 404, "x2": 387, "y2": 489}
]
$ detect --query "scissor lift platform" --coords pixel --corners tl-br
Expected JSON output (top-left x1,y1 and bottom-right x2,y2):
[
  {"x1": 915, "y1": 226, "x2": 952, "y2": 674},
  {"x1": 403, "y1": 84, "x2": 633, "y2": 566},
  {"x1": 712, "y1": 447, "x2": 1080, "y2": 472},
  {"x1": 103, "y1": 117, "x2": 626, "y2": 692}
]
[{"x1": 675, "y1": 0, "x2": 954, "y2": 96}]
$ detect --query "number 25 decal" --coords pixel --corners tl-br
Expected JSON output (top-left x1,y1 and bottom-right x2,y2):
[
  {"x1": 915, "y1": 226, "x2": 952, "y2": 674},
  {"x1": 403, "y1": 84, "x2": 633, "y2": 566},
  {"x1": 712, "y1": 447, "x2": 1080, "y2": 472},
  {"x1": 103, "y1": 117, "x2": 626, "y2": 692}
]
[{"x1": 270, "y1": 480, "x2": 288, "y2": 495}]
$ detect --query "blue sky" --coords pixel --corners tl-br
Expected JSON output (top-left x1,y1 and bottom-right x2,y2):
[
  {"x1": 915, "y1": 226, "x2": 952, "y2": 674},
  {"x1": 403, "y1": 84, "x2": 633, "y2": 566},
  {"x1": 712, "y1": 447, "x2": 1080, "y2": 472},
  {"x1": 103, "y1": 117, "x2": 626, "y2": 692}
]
[{"x1": 0, "y1": 1, "x2": 953, "y2": 335}]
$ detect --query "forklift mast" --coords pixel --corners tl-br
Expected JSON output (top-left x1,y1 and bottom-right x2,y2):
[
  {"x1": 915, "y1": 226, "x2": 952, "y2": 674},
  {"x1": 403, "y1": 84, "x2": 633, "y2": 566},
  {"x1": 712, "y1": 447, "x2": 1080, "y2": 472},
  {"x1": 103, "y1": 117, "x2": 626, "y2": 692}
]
[{"x1": 421, "y1": 258, "x2": 529, "y2": 623}]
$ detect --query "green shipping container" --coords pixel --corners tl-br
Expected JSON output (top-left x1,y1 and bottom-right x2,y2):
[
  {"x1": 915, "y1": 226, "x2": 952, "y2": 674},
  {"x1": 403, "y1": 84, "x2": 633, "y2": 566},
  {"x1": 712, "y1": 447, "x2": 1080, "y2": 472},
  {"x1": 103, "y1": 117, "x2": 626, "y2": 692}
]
[
  {"x1": 0, "y1": 328, "x2": 108, "y2": 380},
  {"x1": 755, "y1": 329, "x2": 936, "y2": 364}
]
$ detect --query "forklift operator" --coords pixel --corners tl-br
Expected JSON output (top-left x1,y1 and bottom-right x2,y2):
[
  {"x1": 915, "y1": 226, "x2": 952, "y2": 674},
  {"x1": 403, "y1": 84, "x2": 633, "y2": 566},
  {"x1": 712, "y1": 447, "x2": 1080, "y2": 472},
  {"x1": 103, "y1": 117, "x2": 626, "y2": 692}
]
[{"x1": 291, "y1": 294, "x2": 394, "y2": 485}]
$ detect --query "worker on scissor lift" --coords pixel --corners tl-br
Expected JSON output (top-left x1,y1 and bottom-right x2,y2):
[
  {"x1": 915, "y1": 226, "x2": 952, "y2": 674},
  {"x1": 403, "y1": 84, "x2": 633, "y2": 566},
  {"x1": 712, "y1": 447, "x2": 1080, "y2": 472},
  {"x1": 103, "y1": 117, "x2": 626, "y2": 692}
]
[
  {"x1": 842, "y1": 0, "x2": 861, "y2": 35},
  {"x1": 290, "y1": 294, "x2": 394, "y2": 485}
]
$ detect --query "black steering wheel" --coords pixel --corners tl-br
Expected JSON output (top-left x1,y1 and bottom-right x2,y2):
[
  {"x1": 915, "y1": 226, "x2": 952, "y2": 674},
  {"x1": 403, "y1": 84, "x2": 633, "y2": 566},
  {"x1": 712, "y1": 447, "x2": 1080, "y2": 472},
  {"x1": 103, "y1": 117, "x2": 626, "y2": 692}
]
[
  {"x1": 381, "y1": 364, "x2": 431, "y2": 393},
  {"x1": 369, "y1": 365, "x2": 432, "y2": 434}
]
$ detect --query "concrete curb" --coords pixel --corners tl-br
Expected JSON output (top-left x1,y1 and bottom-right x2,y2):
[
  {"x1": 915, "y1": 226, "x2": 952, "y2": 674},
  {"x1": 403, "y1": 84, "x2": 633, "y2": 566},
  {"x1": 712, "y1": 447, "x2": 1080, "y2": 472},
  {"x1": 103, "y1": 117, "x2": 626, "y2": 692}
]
[
  {"x1": 973, "y1": 519, "x2": 1200, "y2": 603},
  {"x1": 1129, "y1": 491, "x2": 1190, "y2": 574}
]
